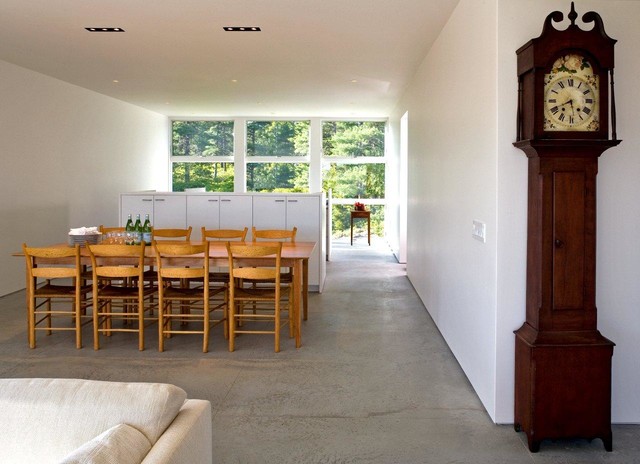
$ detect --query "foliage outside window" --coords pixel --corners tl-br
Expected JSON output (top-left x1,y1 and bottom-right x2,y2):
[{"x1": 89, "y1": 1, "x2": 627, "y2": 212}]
[
  {"x1": 245, "y1": 120, "x2": 310, "y2": 192},
  {"x1": 171, "y1": 120, "x2": 234, "y2": 192},
  {"x1": 322, "y1": 121, "x2": 386, "y2": 238},
  {"x1": 246, "y1": 163, "x2": 309, "y2": 193},
  {"x1": 172, "y1": 121, "x2": 233, "y2": 157},
  {"x1": 172, "y1": 162, "x2": 234, "y2": 192},
  {"x1": 246, "y1": 120, "x2": 309, "y2": 157},
  {"x1": 322, "y1": 121, "x2": 385, "y2": 157}
]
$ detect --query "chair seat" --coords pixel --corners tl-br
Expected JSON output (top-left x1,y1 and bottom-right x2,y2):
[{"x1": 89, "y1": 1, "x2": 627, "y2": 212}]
[
  {"x1": 34, "y1": 284, "x2": 91, "y2": 297},
  {"x1": 96, "y1": 284, "x2": 156, "y2": 299},
  {"x1": 163, "y1": 285, "x2": 225, "y2": 299},
  {"x1": 232, "y1": 285, "x2": 287, "y2": 301}
]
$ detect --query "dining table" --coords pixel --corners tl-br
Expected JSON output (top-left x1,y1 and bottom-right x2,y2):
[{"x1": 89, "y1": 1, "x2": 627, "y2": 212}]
[{"x1": 14, "y1": 240, "x2": 317, "y2": 348}]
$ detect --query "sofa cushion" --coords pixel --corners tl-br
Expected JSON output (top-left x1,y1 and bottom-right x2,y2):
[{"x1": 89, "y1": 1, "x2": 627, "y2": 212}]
[
  {"x1": 0, "y1": 378, "x2": 187, "y2": 464},
  {"x1": 59, "y1": 423, "x2": 152, "y2": 464}
]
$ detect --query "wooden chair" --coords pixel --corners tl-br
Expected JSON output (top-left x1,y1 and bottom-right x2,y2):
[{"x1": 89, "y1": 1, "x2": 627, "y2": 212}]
[
  {"x1": 22, "y1": 244, "x2": 92, "y2": 349},
  {"x1": 201, "y1": 227, "x2": 248, "y2": 283},
  {"x1": 99, "y1": 225, "x2": 125, "y2": 234},
  {"x1": 152, "y1": 227, "x2": 192, "y2": 241},
  {"x1": 154, "y1": 241, "x2": 226, "y2": 352},
  {"x1": 226, "y1": 242, "x2": 290, "y2": 352},
  {"x1": 251, "y1": 227, "x2": 297, "y2": 334},
  {"x1": 142, "y1": 226, "x2": 193, "y2": 290},
  {"x1": 201, "y1": 227, "x2": 248, "y2": 242},
  {"x1": 87, "y1": 243, "x2": 156, "y2": 351}
]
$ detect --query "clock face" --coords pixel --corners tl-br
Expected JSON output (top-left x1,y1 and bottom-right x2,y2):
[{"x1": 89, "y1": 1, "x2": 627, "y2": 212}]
[{"x1": 543, "y1": 54, "x2": 600, "y2": 132}]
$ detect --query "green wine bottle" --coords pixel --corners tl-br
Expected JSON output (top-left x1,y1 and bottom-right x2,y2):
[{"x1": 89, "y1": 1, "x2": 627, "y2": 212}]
[
  {"x1": 133, "y1": 214, "x2": 142, "y2": 245},
  {"x1": 142, "y1": 214, "x2": 152, "y2": 244},
  {"x1": 125, "y1": 214, "x2": 134, "y2": 245}
]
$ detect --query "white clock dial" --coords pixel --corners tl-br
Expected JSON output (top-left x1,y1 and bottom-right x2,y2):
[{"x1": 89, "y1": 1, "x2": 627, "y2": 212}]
[{"x1": 544, "y1": 75, "x2": 597, "y2": 130}]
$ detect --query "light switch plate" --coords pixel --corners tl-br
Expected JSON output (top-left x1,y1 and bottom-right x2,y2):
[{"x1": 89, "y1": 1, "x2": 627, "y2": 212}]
[{"x1": 472, "y1": 220, "x2": 486, "y2": 243}]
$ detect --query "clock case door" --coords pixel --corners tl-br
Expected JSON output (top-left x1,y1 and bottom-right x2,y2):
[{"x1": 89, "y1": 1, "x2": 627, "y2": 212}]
[{"x1": 515, "y1": 7, "x2": 616, "y2": 141}]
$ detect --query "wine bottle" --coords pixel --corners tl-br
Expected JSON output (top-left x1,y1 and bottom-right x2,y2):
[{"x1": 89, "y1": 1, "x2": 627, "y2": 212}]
[
  {"x1": 125, "y1": 214, "x2": 134, "y2": 245},
  {"x1": 142, "y1": 214, "x2": 152, "y2": 244},
  {"x1": 133, "y1": 214, "x2": 142, "y2": 245}
]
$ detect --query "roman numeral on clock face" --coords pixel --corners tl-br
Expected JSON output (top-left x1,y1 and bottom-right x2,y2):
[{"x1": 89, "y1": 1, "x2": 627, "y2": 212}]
[{"x1": 567, "y1": 79, "x2": 574, "y2": 87}]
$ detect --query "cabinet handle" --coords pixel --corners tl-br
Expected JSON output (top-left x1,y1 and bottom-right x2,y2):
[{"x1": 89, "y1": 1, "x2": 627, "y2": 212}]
[
  {"x1": 154, "y1": 199, "x2": 165, "y2": 202},
  {"x1": 554, "y1": 239, "x2": 564, "y2": 248},
  {"x1": 142, "y1": 199, "x2": 152, "y2": 202},
  {"x1": 208, "y1": 199, "x2": 219, "y2": 202},
  {"x1": 275, "y1": 200, "x2": 285, "y2": 203},
  {"x1": 288, "y1": 200, "x2": 298, "y2": 203},
  {"x1": 221, "y1": 199, "x2": 231, "y2": 202}
]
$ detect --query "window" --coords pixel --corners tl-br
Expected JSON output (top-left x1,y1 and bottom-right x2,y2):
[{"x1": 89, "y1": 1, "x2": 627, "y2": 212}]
[
  {"x1": 322, "y1": 121, "x2": 386, "y2": 238},
  {"x1": 171, "y1": 120, "x2": 234, "y2": 192},
  {"x1": 245, "y1": 120, "x2": 310, "y2": 192}
]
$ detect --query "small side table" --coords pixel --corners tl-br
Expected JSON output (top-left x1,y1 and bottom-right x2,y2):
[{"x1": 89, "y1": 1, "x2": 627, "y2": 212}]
[{"x1": 350, "y1": 210, "x2": 371, "y2": 246}]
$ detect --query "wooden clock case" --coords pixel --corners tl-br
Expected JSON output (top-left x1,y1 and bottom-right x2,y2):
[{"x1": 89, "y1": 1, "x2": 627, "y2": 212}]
[{"x1": 512, "y1": 3, "x2": 621, "y2": 453}]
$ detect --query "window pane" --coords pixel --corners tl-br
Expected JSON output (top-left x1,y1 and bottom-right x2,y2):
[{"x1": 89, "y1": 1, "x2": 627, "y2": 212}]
[
  {"x1": 172, "y1": 120, "x2": 234, "y2": 157},
  {"x1": 246, "y1": 120, "x2": 309, "y2": 157},
  {"x1": 331, "y1": 204, "x2": 384, "y2": 239},
  {"x1": 322, "y1": 121, "x2": 385, "y2": 157},
  {"x1": 322, "y1": 163, "x2": 385, "y2": 199},
  {"x1": 172, "y1": 162, "x2": 234, "y2": 192},
  {"x1": 246, "y1": 163, "x2": 309, "y2": 192}
]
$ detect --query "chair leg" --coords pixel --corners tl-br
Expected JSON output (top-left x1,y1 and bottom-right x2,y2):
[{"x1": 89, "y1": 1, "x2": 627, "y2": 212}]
[
  {"x1": 275, "y1": 302, "x2": 280, "y2": 353},
  {"x1": 158, "y1": 299, "x2": 165, "y2": 352},
  {"x1": 93, "y1": 297, "x2": 100, "y2": 350},
  {"x1": 28, "y1": 294, "x2": 36, "y2": 349},
  {"x1": 203, "y1": 305, "x2": 209, "y2": 353},
  {"x1": 46, "y1": 298, "x2": 52, "y2": 335},
  {"x1": 229, "y1": 301, "x2": 236, "y2": 352},
  {"x1": 75, "y1": 297, "x2": 82, "y2": 349}
]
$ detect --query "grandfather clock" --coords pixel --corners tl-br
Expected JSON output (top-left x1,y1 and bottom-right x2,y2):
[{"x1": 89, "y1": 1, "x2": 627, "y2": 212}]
[{"x1": 513, "y1": 2, "x2": 621, "y2": 452}]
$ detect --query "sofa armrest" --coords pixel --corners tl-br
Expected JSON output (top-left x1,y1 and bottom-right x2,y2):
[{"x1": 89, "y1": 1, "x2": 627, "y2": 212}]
[{"x1": 141, "y1": 399, "x2": 212, "y2": 464}]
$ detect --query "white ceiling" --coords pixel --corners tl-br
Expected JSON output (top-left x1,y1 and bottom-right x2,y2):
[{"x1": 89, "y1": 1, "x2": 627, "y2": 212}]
[{"x1": 0, "y1": 0, "x2": 459, "y2": 117}]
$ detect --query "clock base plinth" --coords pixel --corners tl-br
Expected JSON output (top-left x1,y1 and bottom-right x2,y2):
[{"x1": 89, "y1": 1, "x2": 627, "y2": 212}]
[{"x1": 514, "y1": 323, "x2": 614, "y2": 453}]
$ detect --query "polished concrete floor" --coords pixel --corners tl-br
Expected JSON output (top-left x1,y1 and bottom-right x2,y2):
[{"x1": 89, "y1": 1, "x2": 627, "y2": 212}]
[{"x1": 1, "y1": 239, "x2": 639, "y2": 463}]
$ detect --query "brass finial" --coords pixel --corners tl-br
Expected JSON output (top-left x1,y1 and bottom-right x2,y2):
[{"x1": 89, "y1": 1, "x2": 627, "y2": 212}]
[{"x1": 568, "y1": 1, "x2": 578, "y2": 25}]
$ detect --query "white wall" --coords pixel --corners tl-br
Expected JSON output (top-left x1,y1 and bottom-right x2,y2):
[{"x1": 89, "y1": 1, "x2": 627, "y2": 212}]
[
  {"x1": 390, "y1": 0, "x2": 499, "y2": 418},
  {"x1": 0, "y1": 59, "x2": 169, "y2": 296},
  {"x1": 496, "y1": 0, "x2": 640, "y2": 424},
  {"x1": 390, "y1": 0, "x2": 640, "y2": 424}
]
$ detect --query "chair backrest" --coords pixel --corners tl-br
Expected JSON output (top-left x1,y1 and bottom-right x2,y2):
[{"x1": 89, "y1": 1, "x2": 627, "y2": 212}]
[
  {"x1": 201, "y1": 227, "x2": 248, "y2": 241},
  {"x1": 153, "y1": 241, "x2": 209, "y2": 283},
  {"x1": 87, "y1": 244, "x2": 146, "y2": 280},
  {"x1": 251, "y1": 227, "x2": 297, "y2": 243},
  {"x1": 99, "y1": 225, "x2": 125, "y2": 234},
  {"x1": 23, "y1": 243, "x2": 82, "y2": 282},
  {"x1": 226, "y1": 242, "x2": 282, "y2": 283},
  {"x1": 152, "y1": 227, "x2": 192, "y2": 241}
]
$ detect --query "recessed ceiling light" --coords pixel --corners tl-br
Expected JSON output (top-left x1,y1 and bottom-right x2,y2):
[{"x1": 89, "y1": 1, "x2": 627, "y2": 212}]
[
  {"x1": 223, "y1": 26, "x2": 261, "y2": 32},
  {"x1": 231, "y1": 79, "x2": 238, "y2": 83},
  {"x1": 112, "y1": 80, "x2": 119, "y2": 83},
  {"x1": 351, "y1": 79, "x2": 358, "y2": 83},
  {"x1": 85, "y1": 27, "x2": 125, "y2": 32}
]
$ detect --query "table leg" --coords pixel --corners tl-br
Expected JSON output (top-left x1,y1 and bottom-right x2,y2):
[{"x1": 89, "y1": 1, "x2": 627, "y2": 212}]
[
  {"x1": 350, "y1": 216, "x2": 354, "y2": 246},
  {"x1": 367, "y1": 216, "x2": 371, "y2": 246},
  {"x1": 303, "y1": 259, "x2": 309, "y2": 321},
  {"x1": 293, "y1": 259, "x2": 302, "y2": 348}
]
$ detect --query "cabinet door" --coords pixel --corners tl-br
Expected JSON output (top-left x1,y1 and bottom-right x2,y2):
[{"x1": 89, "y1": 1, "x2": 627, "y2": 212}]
[
  {"x1": 187, "y1": 196, "x2": 220, "y2": 240},
  {"x1": 286, "y1": 196, "x2": 321, "y2": 286},
  {"x1": 219, "y1": 195, "x2": 252, "y2": 230},
  {"x1": 252, "y1": 197, "x2": 287, "y2": 231},
  {"x1": 153, "y1": 195, "x2": 187, "y2": 229},
  {"x1": 286, "y1": 197, "x2": 319, "y2": 240},
  {"x1": 121, "y1": 195, "x2": 153, "y2": 226}
]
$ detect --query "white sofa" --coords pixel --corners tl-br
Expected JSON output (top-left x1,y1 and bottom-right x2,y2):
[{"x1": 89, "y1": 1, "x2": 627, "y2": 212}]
[{"x1": 0, "y1": 378, "x2": 212, "y2": 464}]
